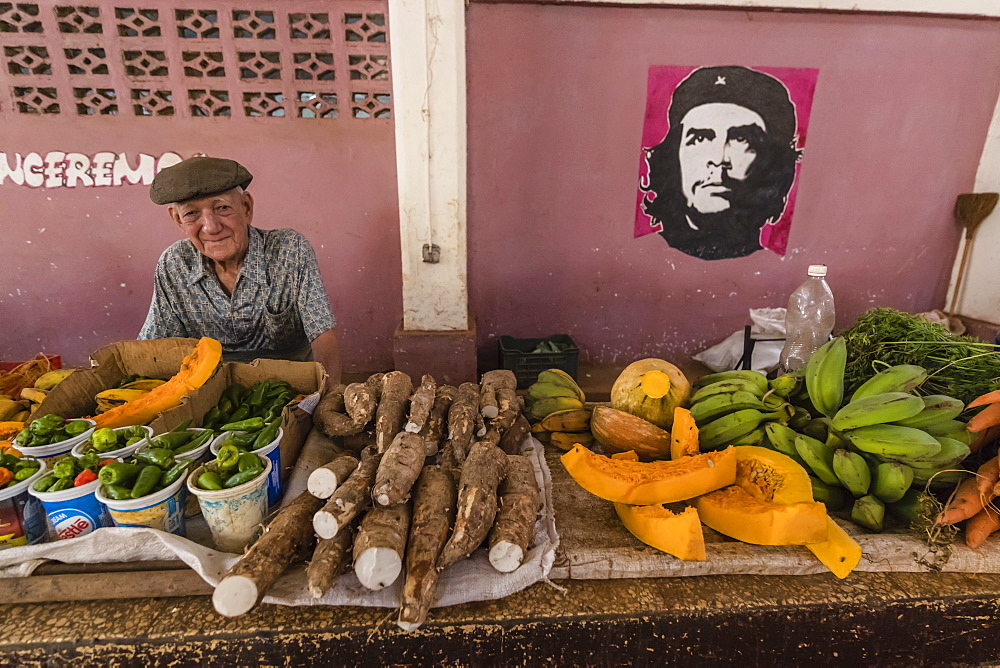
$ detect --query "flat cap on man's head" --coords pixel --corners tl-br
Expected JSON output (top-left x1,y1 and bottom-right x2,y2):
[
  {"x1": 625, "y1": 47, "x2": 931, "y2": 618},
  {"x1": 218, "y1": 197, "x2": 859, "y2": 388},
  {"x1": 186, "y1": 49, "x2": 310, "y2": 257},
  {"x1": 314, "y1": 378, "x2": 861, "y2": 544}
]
[
  {"x1": 669, "y1": 66, "x2": 797, "y2": 146},
  {"x1": 149, "y1": 156, "x2": 253, "y2": 205}
]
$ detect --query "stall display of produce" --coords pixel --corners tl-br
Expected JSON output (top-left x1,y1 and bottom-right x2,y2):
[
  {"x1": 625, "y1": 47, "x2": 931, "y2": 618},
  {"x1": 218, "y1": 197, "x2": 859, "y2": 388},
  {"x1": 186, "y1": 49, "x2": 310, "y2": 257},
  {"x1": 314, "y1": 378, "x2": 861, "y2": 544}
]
[{"x1": 3, "y1": 315, "x2": 1000, "y2": 638}]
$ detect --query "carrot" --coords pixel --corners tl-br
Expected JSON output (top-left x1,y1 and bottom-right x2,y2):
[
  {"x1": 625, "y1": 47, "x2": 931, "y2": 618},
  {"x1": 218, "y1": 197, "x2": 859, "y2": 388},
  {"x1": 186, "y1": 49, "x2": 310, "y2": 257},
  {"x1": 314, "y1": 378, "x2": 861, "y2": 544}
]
[
  {"x1": 0, "y1": 467, "x2": 12, "y2": 487},
  {"x1": 965, "y1": 506, "x2": 1000, "y2": 550},
  {"x1": 938, "y1": 476, "x2": 987, "y2": 525},
  {"x1": 975, "y1": 457, "x2": 1000, "y2": 501},
  {"x1": 967, "y1": 389, "x2": 1000, "y2": 409},
  {"x1": 967, "y1": 402, "x2": 1000, "y2": 433}
]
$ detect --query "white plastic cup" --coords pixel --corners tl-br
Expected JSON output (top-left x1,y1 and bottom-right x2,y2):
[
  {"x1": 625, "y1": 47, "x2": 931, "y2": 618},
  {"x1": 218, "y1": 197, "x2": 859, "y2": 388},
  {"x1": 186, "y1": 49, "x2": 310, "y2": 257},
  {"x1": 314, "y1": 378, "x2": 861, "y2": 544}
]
[
  {"x1": 210, "y1": 427, "x2": 284, "y2": 507},
  {"x1": 71, "y1": 425, "x2": 153, "y2": 460},
  {"x1": 187, "y1": 455, "x2": 272, "y2": 553},
  {"x1": 16, "y1": 419, "x2": 96, "y2": 463},
  {"x1": 28, "y1": 472, "x2": 114, "y2": 541},
  {"x1": 95, "y1": 466, "x2": 189, "y2": 536},
  {"x1": 166, "y1": 428, "x2": 214, "y2": 463},
  {"x1": 0, "y1": 460, "x2": 48, "y2": 549}
]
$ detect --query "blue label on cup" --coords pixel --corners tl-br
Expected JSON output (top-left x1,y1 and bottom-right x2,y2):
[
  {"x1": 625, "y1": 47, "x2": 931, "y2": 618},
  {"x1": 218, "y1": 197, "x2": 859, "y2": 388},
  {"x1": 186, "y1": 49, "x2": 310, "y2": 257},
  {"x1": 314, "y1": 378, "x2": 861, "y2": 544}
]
[
  {"x1": 263, "y1": 446, "x2": 281, "y2": 507},
  {"x1": 46, "y1": 501, "x2": 111, "y2": 540}
]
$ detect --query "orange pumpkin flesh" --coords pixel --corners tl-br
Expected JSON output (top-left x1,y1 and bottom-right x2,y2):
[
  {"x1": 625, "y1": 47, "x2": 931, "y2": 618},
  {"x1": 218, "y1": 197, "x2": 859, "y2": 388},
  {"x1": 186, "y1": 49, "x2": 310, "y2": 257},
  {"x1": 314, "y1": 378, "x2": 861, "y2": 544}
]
[
  {"x1": 670, "y1": 407, "x2": 700, "y2": 460},
  {"x1": 90, "y1": 337, "x2": 223, "y2": 429},
  {"x1": 693, "y1": 485, "x2": 829, "y2": 546},
  {"x1": 561, "y1": 444, "x2": 736, "y2": 506},
  {"x1": 614, "y1": 503, "x2": 706, "y2": 561},
  {"x1": 727, "y1": 445, "x2": 861, "y2": 575}
]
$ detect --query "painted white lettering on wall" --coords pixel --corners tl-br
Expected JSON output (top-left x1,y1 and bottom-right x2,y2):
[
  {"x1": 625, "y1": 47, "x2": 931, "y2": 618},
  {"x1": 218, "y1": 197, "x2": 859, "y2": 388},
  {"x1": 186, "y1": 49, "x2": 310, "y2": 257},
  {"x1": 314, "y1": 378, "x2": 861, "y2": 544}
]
[{"x1": 0, "y1": 152, "x2": 183, "y2": 188}]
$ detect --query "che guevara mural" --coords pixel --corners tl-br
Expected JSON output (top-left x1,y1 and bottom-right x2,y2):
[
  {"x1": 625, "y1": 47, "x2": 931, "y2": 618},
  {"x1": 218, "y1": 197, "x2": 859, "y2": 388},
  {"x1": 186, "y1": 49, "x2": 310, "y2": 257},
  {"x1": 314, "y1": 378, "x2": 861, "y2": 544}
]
[{"x1": 636, "y1": 65, "x2": 819, "y2": 260}]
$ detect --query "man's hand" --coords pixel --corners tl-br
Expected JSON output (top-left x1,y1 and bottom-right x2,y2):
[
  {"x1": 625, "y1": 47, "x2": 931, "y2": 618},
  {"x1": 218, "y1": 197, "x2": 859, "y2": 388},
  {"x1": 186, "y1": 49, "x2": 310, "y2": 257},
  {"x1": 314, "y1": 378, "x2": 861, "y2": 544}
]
[{"x1": 311, "y1": 328, "x2": 342, "y2": 386}]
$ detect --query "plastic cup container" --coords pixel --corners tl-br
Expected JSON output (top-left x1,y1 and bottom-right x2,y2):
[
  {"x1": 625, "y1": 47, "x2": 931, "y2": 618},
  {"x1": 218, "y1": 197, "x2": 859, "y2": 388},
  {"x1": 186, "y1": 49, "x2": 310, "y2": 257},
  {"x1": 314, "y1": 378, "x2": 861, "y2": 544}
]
[
  {"x1": 71, "y1": 425, "x2": 153, "y2": 460},
  {"x1": 0, "y1": 460, "x2": 48, "y2": 549},
  {"x1": 187, "y1": 456, "x2": 272, "y2": 553},
  {"x1": 17, "y1": 419, "x2": 96, "y2": 463},
  {"x1": 28, "y1": 470, "x2": 114, "y2": 541},
  {"x1": 169, "y1": 428, "x2": 214, "y2": 463},
  {"x1": 173, "y1": 428, "x2": 214, "y2": 519},
  {"x1": 95, "y1": 467, "x2": 189, "y2": 536},
  {"x1": 211, "y1": 427, "x2": 284, "y2": 507}
]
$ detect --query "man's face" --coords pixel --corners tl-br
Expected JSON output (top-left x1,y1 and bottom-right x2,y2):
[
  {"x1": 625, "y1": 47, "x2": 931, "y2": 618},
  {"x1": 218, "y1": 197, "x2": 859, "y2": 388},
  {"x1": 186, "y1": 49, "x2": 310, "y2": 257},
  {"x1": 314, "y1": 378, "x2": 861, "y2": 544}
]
[
  {"x1": 169, "y1": 188, "x2": 254, "y2": 265},
  {"x1": 678, "y1": 103, "x2": 767, "y2": 214}
]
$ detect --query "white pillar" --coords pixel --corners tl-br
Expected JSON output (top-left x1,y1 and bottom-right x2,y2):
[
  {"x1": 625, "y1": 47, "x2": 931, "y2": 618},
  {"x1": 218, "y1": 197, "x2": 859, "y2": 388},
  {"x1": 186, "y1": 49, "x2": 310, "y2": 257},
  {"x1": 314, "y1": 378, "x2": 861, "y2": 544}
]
[{"x1": 388, "y1": 0, "x2": 469, "y2": 331}]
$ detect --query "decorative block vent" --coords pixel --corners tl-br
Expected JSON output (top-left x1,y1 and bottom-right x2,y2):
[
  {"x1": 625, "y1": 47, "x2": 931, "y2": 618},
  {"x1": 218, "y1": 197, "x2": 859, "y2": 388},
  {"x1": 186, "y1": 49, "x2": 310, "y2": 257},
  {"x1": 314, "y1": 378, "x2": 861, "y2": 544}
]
[{"x1": 0, "y1": 1, "x2": 391, "y2": 119}]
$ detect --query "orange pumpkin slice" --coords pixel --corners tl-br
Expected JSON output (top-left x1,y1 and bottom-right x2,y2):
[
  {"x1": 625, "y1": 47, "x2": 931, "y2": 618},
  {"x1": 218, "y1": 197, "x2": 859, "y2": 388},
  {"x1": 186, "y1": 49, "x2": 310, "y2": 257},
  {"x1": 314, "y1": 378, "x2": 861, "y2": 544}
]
[
  {"x1": 692, "y1": 485, "x2": 829, "y2": 546},
  {"x1": 91, "y1": 337, "x2": 223, "y2": 429},
  {"x1": 614, "y1": 503, "x2": 706, "y2": 561},
  {"x1": 561, "y1": 444, "x2": 736, "y2": 505}
]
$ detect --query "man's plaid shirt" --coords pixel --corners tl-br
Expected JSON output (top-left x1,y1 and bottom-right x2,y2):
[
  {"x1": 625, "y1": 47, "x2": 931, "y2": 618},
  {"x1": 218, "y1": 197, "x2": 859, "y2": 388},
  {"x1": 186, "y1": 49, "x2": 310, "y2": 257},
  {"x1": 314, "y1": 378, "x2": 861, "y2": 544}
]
[{"x1": 139, "y1": 226, "x2": 335, "y2": 356}]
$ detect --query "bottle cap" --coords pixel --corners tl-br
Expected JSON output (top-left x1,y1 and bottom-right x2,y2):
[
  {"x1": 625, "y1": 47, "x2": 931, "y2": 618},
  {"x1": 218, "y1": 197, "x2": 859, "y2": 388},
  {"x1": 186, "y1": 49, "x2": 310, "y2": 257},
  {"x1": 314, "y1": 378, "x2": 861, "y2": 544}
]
[{"x1": 807, "y1": 264, "x2": 827, "y2": 277}]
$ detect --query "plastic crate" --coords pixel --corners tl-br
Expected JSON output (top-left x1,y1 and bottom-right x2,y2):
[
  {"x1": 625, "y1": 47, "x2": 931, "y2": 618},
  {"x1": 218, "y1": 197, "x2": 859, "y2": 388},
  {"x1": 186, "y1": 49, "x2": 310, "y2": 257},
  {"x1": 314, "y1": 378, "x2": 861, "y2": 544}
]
[{"x1": 499, "y1": 335, "x2": 579, "y2": 389}]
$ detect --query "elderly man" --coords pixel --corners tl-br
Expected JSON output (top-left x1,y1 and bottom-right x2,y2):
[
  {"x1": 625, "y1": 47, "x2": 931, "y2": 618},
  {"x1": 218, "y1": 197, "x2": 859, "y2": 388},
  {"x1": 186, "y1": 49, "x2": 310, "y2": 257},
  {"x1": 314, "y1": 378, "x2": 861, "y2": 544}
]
[
  {"x1": 640, "y1": 66, "x2": 801, "y2": 261},
  {"x1": 138, "y1": 156, "x2": 342, "y2": 383}
]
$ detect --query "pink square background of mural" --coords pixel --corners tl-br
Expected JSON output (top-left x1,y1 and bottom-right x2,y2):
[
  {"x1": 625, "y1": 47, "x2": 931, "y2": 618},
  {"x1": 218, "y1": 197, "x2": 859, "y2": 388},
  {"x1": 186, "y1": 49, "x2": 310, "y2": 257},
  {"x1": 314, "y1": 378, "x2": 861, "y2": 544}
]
[{"x1": 635, "y1": 65, "x2": 819, "y2": 257}]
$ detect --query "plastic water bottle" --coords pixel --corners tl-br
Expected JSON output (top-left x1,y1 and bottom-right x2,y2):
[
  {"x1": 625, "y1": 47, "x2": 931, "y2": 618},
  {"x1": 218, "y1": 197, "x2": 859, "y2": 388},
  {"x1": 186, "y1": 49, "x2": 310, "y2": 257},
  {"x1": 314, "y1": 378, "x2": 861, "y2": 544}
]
[{"x1": 779, "y1": 265, "x2": 835, "y2": 373}]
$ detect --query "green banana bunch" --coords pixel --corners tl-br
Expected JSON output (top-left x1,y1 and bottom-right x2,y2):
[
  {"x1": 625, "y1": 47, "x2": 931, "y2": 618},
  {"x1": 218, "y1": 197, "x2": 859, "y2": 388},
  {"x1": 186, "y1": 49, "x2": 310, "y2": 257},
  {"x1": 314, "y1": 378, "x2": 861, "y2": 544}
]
[
  {"x1": 831, "y1": 392, "x2": 925, "y2": 431},
  {"x1": 763, "y1": 422, "x2": 808, "y2": 465},
  {"x1": 690, "y1": 390, "x2": 765, "y2": 425},
  {"x1": 844, "y1": 424, "x2": 942, "y2": 458},
  {"x1": 769, "y1": 373, "x2": 801, "y2": 399},
  {"x1": 850, "y1": 364, "x2": 928, "y2": 402},
  {"x1": 851, "y1": 495, "x2": 886, "y2": 531},
  {"x1": 871, "y1": 462, "x2": 913, "y2": 503},
  {"x1": 832, "y1": 449, "x2": 871, "y2": 497},
  {"x1": 690, "y1": 378, "x2": 765, "y2": 403},
  {"x1": 692, "y1": 370, "x2": 769, "y2": 394},
  {"x1": 794, "y1": 433, "x2": 838, "y2": 485},
  {"x1": 893, "y1": 395, "x2": 964, "y2": 429},
  {"x1": 804, "y1": 337, "x2": 847, "y2": 419},
  {"x1": 810, "y1": 476, "x2": 848, "y2": 511},
  {"x1": 699, "y1": 408, "x2": 784, "y2": 450}
]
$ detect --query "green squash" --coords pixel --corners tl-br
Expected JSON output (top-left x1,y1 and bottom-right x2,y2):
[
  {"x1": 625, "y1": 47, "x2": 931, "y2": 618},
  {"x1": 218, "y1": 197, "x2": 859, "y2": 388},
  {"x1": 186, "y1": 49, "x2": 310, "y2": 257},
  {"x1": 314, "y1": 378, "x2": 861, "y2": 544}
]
[{"x1": 610, "y1": 358, "x2": 691, "y2": 430}]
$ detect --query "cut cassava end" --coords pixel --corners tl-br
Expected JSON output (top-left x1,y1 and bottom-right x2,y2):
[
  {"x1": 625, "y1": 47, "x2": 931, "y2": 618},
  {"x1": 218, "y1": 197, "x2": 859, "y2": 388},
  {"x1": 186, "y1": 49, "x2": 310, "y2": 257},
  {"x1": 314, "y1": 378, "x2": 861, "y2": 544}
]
[
  {"x1": 213, "y1": 491, "x2": 323, "y2": 617},
  {"x1": 372, "y1": 431, "x2": 427, "y2": 506},
  {"x1": 480, "y1": 370, "x2": 517, "y2": 420},
  {"x1": 375, "y1": 371, "x2": 414, "y2": 453},
  {"x1": 213, "y1": 576, "x2": 260, "y2": 619},
  {"x1": 398, "y1": 465, "x2": 457, "y2": 631},
  {"x1": 405, "y1": 374, "x2": 437, "y2": 433},
  {"x1": 307, "y1": 528, "x2": 354, "y2": 599},
  {"x1": 488, "y1": 455, "x2": 540, "y2": 573},
  {"x1": 438, "y1": 442, "x2": 509, "y2": 569},
  {"x1": 313, "y1": 446, "x2": 381, "y2": 539},
  {"x1": 353, "y1": 501, "x2": 412, "y2": 591},
  {"x1": 307, "y1": 453, "x2": 360, "y2": 499}
]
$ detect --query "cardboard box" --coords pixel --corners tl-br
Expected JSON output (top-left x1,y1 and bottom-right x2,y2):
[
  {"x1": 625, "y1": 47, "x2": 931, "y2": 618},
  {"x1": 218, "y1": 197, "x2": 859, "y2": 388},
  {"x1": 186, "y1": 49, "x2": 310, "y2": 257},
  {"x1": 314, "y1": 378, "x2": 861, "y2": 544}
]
[
  {"x1": 148, "y1": 358, "x2": 327, "y2": 485},
  {"x1": 30, "y1": 338, "x2": 327, "y2": 488},
  {"x1": 29, "y1": 338, "x2": 208, "y2": 421}
]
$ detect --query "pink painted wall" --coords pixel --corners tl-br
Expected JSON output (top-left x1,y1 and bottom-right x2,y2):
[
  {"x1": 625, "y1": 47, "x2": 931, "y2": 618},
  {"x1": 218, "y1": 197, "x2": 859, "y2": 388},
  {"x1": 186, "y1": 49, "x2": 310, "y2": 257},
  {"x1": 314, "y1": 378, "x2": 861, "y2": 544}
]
[
  {"x1": 0, "y1": 119, "x2": 400, "y2": 371},
  {"x1": 466, "y1": 7, "x2": 1000, "y2": 367}
]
